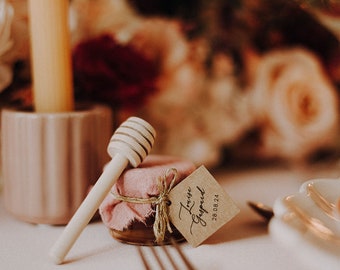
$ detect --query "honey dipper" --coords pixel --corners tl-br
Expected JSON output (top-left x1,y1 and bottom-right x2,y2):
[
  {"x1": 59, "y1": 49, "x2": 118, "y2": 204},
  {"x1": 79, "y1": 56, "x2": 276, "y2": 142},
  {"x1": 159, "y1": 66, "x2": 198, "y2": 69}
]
[{"x1": 49, "y1": 117, "x2": 156, "y2": 264}]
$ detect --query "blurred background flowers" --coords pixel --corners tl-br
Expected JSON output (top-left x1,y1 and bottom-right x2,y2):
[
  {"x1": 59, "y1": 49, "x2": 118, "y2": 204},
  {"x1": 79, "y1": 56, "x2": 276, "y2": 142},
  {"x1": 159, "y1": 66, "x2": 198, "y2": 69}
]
[{"x1": 1, "y1": 0, "x2": 340, "y2": 168}]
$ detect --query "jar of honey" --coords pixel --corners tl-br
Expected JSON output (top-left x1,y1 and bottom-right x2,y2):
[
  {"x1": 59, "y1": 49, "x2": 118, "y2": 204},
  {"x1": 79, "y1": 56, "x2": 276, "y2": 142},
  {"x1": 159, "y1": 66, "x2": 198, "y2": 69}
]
[{"x1": 99, "y1": 155, "x2": 195, "y2": 245}]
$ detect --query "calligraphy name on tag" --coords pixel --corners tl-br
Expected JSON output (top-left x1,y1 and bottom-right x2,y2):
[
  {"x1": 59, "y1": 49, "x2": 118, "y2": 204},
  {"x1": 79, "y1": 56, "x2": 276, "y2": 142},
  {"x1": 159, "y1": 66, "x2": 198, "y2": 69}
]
[{"x1": 168, "y1": 165, "x2": 240, "y2": 247}]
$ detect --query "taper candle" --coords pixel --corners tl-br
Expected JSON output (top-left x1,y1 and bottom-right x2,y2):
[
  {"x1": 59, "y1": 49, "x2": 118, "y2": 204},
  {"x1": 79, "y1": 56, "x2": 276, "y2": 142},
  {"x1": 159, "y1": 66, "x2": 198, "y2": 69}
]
[{"x1": 28, "y1": 0, "x2": 74, "y2": 112}]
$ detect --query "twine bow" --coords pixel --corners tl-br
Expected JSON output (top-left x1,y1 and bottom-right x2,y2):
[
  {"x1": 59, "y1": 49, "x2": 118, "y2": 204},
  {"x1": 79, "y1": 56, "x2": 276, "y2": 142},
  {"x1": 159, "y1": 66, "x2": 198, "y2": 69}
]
[{"x1": 111, "y1": 168, "x2": 177, "y2": 244}]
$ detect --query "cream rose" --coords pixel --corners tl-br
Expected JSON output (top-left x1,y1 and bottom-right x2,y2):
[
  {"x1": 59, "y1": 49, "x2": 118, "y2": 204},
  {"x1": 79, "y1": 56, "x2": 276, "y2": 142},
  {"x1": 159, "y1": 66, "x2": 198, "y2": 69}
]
[
  {"x1": 71, "y1": 0, "x2": 139, "y2": 44},
  {"x1": 129, "y1": 19, "x2": 211, "y2": 164},
  {"x1": 0, "y1": 0, "x2": 31, "y2": 93},
  {"x1": 249, "y1": 48, "x2": 339, "y2": 160},
  {"x1": 203, "y1": 53, "x2": 254, "y2": 145},
  {"x1": 129, "y1": 18, "x2": 197, "y2": 107},
  {"x1": 0, "y1": 0, "x2": 14, "y2": 92}
]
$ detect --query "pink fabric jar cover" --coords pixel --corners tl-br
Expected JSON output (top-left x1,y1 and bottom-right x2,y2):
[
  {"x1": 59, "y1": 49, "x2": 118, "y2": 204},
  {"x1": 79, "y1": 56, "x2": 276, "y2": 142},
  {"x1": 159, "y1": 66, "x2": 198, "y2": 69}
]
[{"x1": 99, "y1": 155, "x2": 196, "y2": 231}]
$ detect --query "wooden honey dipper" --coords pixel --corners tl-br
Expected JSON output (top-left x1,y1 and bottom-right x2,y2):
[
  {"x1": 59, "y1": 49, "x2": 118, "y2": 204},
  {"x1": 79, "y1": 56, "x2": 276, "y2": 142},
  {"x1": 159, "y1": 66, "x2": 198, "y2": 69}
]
[{"x1": 49, "y1": 117, "x2": 156, "y2": 264}]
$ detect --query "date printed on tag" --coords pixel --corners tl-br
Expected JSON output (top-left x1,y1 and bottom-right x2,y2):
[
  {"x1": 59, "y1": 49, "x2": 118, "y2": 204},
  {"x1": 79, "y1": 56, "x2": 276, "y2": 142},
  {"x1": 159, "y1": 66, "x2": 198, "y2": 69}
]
[{"x1": 168, "y1": 166, "x2": 240, "y2": 247}]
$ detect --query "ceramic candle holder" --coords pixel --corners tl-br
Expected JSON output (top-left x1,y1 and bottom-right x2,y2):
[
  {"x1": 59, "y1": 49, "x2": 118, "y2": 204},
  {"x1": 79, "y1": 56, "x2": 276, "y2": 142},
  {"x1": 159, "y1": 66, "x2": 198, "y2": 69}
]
[{"x1": 1, "y1": 103, "x2": 112, "y2": 224}]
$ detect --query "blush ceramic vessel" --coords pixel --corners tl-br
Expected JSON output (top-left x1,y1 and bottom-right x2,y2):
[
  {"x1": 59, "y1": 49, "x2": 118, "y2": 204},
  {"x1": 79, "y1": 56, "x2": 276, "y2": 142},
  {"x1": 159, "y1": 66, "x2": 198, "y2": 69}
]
[{"x1": 1, "y1": 103, "x2": 112, "y2": 224}]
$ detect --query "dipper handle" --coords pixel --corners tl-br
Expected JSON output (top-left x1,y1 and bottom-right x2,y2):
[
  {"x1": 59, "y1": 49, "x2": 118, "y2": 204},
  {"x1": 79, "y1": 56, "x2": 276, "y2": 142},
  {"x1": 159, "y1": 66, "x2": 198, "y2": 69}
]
[{"x1": 49, "y1": 117, "x2": 155, "y2": 264}]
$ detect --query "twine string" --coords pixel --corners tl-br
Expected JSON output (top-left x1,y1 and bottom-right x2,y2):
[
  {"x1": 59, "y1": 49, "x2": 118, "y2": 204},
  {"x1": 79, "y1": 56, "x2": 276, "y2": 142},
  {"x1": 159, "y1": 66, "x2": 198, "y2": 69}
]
[{"x1": 111, "y1": 168, "x2": 178, "y2": 243}]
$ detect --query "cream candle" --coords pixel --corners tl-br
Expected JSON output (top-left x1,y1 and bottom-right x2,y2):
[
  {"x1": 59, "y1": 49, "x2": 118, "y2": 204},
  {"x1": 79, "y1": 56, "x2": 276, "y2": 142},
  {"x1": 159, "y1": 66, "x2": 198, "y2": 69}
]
[{"x1": 28, "y1": 0, "x2": 74, "y2": 112}]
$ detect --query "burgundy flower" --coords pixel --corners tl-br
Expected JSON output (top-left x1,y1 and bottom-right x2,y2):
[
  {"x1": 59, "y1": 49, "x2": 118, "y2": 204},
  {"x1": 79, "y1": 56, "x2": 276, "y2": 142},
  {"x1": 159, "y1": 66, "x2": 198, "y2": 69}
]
[{"x1": 73, "y1": 34, "x2": 159, "y2": 109}]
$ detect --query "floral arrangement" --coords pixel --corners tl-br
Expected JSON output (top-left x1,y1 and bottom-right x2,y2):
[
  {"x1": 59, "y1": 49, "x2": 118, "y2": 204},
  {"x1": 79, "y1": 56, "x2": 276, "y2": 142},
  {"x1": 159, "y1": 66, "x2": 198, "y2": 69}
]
[{"x1": 1, "y1": 0, "x2": 340, "y2": 167}]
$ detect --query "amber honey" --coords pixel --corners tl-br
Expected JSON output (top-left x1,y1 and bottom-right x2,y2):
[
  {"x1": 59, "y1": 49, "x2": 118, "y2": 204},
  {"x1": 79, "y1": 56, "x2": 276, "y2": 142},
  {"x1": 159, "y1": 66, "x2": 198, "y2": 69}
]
[{"x1": 109, "y1": 216, "x2": 184, "y2": 245}]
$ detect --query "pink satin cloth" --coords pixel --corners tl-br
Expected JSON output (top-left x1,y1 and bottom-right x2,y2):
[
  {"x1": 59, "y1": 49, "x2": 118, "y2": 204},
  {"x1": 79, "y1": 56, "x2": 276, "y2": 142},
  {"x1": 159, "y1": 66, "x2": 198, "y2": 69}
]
[{"x1": 99, "y1": 155, "x2": 196, "y2": 231}]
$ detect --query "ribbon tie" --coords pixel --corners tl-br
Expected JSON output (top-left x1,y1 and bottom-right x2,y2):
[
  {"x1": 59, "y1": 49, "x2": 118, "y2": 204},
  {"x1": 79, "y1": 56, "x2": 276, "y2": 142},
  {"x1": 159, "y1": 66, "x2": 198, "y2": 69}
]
[{"x1": 111, "y1": 168, "x2": 178, "y2": 244}]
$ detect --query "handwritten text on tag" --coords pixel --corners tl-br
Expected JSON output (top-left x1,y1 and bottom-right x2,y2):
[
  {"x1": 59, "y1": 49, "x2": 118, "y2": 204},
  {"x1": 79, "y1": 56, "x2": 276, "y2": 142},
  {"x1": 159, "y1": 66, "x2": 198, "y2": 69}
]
[{"x1": 168, "y1": 166, "x2": 240, "y2": 247}]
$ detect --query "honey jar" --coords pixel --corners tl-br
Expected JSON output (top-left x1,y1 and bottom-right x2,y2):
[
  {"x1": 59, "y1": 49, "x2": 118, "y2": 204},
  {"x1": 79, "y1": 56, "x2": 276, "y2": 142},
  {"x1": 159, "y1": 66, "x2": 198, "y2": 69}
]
[{"x1": 99, "y1": 155, "x2": 195, "y2": 245}]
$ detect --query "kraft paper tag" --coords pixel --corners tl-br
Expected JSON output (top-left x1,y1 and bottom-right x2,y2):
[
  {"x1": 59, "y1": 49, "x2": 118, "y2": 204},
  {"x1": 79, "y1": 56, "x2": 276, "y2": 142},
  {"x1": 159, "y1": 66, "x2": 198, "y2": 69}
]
[{"x1": 168, "y1": 165, "x2": 240, "y2": 247}]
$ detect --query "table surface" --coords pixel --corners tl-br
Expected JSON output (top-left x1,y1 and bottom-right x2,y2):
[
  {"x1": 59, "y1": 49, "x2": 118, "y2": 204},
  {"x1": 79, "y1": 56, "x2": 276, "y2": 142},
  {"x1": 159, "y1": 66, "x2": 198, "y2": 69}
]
[{"x1": 1, "y1": 161, "x2": 340, "y2": 270}]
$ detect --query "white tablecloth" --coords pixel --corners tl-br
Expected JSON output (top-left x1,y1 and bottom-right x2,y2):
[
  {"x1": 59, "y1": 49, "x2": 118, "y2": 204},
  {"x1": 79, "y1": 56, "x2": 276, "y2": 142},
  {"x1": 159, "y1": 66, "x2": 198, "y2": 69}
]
[{"x1": 1, "y1": 162, "x2": 339, "y2": 270}]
